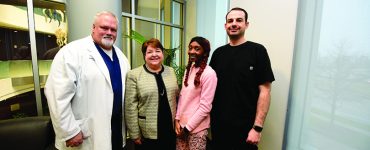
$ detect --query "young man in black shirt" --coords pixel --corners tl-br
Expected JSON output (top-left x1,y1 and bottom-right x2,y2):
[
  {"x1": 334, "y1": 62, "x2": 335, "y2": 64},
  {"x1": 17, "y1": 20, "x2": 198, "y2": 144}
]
[{"x1": 209, "y1": 7, "x2": 275, "y2": 150}]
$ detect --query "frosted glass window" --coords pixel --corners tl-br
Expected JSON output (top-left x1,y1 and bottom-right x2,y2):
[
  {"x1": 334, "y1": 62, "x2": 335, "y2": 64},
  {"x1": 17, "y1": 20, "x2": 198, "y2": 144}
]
[{"x1": 285, "y1": 0, "x2": 370, "y2": 150}]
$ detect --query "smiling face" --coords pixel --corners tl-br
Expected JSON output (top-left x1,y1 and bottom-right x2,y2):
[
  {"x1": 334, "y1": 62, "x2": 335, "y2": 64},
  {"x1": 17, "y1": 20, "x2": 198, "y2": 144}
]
[
  {"x1": 92, "y1": 13, "x2": 118, "y2": 49},
  {"x1": 225, "y1": 10, "x2": 249, "y2": 40},
  {"x1": 188, "y1": 41, "x2": 205, "y2": 63},
  {"x1": 144, "y1": 45, "x2": 164, "y2": 70}
]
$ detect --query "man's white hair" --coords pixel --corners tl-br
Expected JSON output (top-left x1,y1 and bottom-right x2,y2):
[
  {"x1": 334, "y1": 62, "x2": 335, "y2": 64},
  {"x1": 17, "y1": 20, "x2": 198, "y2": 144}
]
[{"x1": 93, "y1": 11, "x2": 118, "y2": 24}]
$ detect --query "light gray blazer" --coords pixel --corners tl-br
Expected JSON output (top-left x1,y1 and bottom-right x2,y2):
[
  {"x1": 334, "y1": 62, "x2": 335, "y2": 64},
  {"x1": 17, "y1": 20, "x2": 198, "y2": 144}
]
[{"x1": 125, "y1": 65, "x2": 178, "y2": 140}]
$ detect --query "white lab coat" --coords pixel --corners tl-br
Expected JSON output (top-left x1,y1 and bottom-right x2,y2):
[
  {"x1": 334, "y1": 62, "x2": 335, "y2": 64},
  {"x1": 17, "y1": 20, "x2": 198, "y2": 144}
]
[{"x1": 44, "y1": 36, "x2": 130, "y2": 150}]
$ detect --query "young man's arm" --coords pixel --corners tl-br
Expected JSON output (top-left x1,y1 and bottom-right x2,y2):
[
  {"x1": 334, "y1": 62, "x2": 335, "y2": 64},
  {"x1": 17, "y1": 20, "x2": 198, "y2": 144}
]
[
  {"x1": 255, "y1": 82, "x2": 272, "y2": 126},
  {"x1": 246, "y1": 82, "x2": 272, "y2": 145}
]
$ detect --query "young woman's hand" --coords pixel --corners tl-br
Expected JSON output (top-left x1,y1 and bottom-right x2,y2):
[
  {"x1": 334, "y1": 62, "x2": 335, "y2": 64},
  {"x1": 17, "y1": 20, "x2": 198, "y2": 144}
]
[{"x1": 175, "y1": 119, "x2": 182, "y2": 135}]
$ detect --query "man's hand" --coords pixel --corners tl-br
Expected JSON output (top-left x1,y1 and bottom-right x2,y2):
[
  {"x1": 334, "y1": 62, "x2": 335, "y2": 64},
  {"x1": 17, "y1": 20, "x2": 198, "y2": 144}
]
[
  {"x1": 66, "y1": 131, "x2": 83, "y2": 147},
  {"x1": 246, "y1": 128, "x2": 261, "y2": 145}
]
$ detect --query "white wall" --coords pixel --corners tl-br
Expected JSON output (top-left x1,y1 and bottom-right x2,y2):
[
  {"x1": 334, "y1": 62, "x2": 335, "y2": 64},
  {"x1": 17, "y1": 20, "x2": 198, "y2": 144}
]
[
  {"x1": 229, "y1": 0, "x2": 298, "y2": 150},
  {"x1": 185, "y1": 0, "x2": 197, "y2": 47},
  {"x1": 66, "y1": 0, "x2": 122, "y2": 48},
  {"x1": 196, "y1": 0, "x2": 229, "y2": 58}
]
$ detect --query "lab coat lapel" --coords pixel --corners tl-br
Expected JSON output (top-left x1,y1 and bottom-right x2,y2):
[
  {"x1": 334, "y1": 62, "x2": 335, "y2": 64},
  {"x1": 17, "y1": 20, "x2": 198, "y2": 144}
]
[{"x1": 86, "y1": 37, "x2": 112, "y2": 87}]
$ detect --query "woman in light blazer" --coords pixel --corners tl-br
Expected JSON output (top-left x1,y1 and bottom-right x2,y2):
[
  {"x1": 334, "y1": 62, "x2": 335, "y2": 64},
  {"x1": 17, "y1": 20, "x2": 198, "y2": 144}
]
[{"x1": 125, "y1": 38, "x2": 178, "y2": 150}]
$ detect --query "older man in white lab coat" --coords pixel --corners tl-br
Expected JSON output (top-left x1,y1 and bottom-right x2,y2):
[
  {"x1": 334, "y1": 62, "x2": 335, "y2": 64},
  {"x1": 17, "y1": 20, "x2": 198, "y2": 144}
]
[{"x1": 44, "y1": 11, "x2": 130, "y2": 150}]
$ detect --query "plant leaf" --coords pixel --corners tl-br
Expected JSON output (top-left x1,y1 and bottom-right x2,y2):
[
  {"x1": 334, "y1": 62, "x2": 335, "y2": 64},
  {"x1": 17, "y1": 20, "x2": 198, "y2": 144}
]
[{"x1": 123, "y1": 30, "x2": 147, "y2": 44}]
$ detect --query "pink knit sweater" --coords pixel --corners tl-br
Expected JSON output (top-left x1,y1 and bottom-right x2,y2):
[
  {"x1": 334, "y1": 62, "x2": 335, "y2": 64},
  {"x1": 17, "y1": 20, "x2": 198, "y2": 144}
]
[{"x1": 175, "y1": 65, "x2": 217, "y2": 133}]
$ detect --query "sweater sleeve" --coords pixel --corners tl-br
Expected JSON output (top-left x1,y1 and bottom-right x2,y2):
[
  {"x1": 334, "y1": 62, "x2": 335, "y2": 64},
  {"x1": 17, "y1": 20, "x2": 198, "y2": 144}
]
[
  {"x1": 124, "y1": 71, "x2": 141, "y2": 139},
  {"x1": 186, "y1": 67, "x2": 217, "y2": 131}
]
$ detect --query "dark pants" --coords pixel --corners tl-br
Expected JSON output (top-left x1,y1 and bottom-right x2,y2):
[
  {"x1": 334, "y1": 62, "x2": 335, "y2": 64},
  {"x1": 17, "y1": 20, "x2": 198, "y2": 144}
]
[
  {"x1": 111, "y1": 135, "x2": 123, "y2": 150},
  {"x1": 135, "y1": 138, "x2": 175, "y2": 150},
  {"x1": 211, "y1": 122, "x2": 258, "y2": 150},
  {"x1": 211, "y1": 140, "x2": 258, "y2": 150}
]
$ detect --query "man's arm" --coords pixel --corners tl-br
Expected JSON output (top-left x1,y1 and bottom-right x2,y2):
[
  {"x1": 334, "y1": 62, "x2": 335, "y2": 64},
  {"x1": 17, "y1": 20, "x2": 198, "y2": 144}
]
[
  {"x1": 44, "y1": 47, "x2": 82, "y2": 143},
  {"x1": 254, "y1": 82, "x2": 272, "y2": 127},
  {"x1": 246, "y1": 82, "x2": 272, "y2": 145}
]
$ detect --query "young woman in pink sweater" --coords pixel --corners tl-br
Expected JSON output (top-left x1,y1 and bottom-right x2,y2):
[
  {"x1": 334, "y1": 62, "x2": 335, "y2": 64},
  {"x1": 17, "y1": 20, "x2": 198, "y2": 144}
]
[{"x1": 175, "y1": 36, "x2": 218, "y2": 150}]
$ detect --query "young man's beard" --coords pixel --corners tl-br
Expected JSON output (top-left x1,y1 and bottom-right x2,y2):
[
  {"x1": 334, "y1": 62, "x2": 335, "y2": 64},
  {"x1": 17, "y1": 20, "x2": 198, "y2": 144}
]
[
  {"x1": 228, "y1": 33, "x2": 244, "y2": 40},
  {"x1": 227, "y1": 29, "x2": 245, "y2": 40}
]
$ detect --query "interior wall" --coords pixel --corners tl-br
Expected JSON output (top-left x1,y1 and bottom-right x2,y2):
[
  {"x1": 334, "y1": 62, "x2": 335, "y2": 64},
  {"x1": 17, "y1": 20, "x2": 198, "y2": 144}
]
[
  {"x1": 66, "y1": 0, "x2": 122, "y2": 48},
  {"x1": 229, "y1": 0, "x2": 298, "y2": 150},
  {"x1": 184, "y1": 0, "x2": 197, "y2": 48},
  {"x1": 196, "y1": 0, "x2": 228, "y2": 58}
]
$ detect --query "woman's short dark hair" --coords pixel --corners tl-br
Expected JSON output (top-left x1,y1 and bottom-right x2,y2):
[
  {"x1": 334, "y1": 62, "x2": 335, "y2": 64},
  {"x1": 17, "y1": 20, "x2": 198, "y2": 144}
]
[{"x1": 141, "y1": 38, "x2": 164, "y2": 56}]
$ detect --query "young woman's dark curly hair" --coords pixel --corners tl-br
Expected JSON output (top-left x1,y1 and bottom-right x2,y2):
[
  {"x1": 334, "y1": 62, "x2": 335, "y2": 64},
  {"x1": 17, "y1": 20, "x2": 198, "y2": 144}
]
[{"x1": 183, "y1": 36, "x2": 211, "y2": 87}]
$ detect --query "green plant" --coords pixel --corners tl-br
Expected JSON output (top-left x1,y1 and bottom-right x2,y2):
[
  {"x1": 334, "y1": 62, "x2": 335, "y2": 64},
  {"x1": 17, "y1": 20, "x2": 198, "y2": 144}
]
[
  {"x1": 173, "y1": 64, "x2": 186, "y2": 88},
  {"x1": 124, "y1": 30, "x2": 147, "y2": 45},
  {"x1": 124, "y1": 30, "x2": 185, "y2": 87}
]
